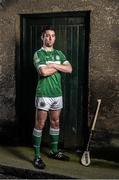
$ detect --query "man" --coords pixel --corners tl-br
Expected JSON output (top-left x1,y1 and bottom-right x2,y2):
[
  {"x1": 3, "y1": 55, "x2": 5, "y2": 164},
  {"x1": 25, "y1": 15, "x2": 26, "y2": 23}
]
[{"x1": 33, "y1": 26, "x2": 72, "y2": 169}]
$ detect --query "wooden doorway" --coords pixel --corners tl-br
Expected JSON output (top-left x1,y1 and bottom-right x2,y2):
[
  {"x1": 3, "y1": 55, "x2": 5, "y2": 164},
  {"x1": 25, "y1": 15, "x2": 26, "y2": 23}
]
[{"x1": 16, "y1": 12, "x2": 90, "y2": 149}]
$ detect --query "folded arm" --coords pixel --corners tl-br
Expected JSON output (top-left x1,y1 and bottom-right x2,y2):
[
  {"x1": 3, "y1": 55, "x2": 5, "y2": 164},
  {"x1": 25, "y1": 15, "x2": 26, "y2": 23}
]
[
  {"x1": 48, "y1": 63, "x2": 72, "y2": 73},
  {"x1": 39, "y1": 62, "x2": 72, "y2": 77}
]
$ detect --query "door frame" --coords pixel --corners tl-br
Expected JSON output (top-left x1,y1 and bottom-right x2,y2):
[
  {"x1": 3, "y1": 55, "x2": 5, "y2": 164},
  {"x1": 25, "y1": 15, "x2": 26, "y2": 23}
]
[{"x1": 16, "y1": 11, "x2": 90, "y2": 146}]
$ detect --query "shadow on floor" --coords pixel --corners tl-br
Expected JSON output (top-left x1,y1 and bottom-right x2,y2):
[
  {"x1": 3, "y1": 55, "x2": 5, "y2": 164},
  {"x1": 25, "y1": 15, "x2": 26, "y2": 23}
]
[
  {"x1": 92, "y1": 146, "x2": 119, "y2": 163},
  {"x1": 0, "y1": 165, "x2": 73, "y2": 179},
  {"x1": 0, "y1": 146, "x2": 32, "y2": 164}
]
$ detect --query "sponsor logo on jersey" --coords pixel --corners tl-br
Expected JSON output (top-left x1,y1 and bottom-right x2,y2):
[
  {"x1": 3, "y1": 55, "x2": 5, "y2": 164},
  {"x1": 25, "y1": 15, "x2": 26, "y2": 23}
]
[{"x1": 52, "y1": 56, "x2": 55, "y2": 61}]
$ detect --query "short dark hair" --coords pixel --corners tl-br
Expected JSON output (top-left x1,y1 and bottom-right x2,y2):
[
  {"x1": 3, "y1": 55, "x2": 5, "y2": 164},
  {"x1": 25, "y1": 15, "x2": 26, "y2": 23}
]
[{"x1": 41, "y1": 25, "x2": 55, "y2": 36}]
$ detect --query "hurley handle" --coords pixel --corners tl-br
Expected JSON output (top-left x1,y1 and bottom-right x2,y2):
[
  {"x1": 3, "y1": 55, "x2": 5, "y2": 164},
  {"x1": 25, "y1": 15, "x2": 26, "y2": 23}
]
[{"x1": 91, "y1": 99, "x2": 101, "y2": 131}]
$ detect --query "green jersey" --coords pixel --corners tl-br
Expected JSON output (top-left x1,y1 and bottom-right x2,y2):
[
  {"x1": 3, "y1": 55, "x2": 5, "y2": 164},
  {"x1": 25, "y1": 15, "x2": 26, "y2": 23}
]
[{"x1": 33, "y1": 47, "x2": 69, "y2": 97}]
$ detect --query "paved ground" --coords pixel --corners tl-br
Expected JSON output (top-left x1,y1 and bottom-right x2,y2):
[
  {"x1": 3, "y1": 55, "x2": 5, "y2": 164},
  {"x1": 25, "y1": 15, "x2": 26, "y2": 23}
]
[{"x1": 0, "y1": 145, "x2": 119, "y2": 179}]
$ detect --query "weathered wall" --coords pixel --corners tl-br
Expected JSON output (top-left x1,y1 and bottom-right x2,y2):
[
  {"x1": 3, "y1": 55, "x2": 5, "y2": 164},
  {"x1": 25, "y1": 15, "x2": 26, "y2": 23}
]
[{"x1": 0, "y1": 0, "x2": 119, "y2": 148}]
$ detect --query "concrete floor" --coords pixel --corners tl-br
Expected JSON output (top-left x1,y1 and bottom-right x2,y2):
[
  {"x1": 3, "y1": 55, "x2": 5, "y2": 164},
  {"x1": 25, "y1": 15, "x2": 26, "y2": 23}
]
[{"x1": 0, "y1": 145, "x2": 119, "y2": 179}]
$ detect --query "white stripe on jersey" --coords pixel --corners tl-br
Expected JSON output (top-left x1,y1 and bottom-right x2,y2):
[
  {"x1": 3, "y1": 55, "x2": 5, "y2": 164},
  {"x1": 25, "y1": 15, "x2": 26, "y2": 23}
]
[
  {"x1": 63, "y1": 60, "x2": 70, "y2": 64},
  {"x1": 46, "y1": 61, "x2": 61, "y2": 64},
  {"x1": 35, "y1": 58, "x2": 40, "y2": 63},
  {"x1": 38, "y1": 64, "x2": 46, "y2": 68}
]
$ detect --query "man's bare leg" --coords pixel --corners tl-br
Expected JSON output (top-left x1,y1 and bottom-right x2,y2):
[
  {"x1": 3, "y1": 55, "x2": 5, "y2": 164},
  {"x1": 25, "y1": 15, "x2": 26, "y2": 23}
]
[{"x1": 32, "y1": 109, "x2": 47, "y2": 169}]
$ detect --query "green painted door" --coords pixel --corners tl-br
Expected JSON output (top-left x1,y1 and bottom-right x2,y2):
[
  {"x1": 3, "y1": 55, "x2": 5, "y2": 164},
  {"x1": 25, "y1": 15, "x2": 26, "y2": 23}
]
[{"x1": 17, "y1": 12, "x2": 90, "y2": 148}]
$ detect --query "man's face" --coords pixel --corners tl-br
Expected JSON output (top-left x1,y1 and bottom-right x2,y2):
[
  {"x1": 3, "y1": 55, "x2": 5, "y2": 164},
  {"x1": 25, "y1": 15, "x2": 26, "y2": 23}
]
[{"x1": 42, "y1": 30, "x2": 56, "y2": 47}]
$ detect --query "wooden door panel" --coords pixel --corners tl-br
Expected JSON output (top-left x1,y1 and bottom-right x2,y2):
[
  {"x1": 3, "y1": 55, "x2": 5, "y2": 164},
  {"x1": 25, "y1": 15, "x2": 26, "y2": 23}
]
[{"x1": 17, "y1": 12, "x2": 90, "y2": 148}]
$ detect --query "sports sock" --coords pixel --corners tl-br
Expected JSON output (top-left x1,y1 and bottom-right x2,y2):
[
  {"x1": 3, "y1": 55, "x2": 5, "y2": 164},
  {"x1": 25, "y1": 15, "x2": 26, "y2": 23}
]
[
  {"x1": 32, "y1": 128, "x2": 42, "y2": 159},
  {"x1": 49, "y1": 127, "x2": 59, "y2": 153}
]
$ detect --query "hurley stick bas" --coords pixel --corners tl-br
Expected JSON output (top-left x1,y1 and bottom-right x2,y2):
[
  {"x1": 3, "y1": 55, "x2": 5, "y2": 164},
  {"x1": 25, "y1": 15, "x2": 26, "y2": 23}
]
[{"x1": 80, "y1": 99, "x2": 101, "y2": 166}]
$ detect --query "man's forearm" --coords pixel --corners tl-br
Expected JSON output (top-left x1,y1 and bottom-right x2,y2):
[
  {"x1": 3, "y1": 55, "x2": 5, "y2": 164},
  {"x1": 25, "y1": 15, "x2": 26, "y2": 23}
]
[
  {"x1": 39, "y1": 66, "x2": 57, "y2": 77},
  {"x1": 50, "y1": 63, "x2": 72, "y2": 73}
]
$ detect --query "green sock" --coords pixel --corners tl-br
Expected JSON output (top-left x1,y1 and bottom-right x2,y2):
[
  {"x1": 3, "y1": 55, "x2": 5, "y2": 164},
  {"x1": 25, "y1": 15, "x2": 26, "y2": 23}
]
[
  {"x1": 49, "y1": 127, "x2": 59, "y2": 153},
  {"x1": 32, "y1": 128, "x2": 42, "y2": 159}
]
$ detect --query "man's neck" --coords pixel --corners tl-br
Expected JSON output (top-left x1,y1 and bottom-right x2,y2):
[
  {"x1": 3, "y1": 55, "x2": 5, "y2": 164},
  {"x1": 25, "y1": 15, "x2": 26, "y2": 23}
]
[{"x1": 42, "y1": 46, "x2": 53, "y2": 52}]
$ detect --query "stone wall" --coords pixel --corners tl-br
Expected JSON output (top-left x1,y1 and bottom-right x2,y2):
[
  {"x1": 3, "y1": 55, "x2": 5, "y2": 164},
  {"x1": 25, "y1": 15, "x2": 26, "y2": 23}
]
[{"x1": 0, "y1": 0, "x2": 119, "y2": 148}]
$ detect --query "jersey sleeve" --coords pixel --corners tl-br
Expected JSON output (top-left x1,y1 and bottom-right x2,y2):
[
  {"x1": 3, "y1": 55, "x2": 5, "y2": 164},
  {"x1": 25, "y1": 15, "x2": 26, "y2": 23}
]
[
  {"x1": 33, "y1": 51, "x2": 46, "y2": 71},
  {"x1": 58, "y1": 51, "x2": 70, "y2": 64}
]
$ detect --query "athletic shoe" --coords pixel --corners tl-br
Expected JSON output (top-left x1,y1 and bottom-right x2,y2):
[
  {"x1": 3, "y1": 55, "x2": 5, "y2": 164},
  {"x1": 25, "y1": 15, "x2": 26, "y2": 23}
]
[
  {"x1": 48, "y1": 151, "x2": 70, "y2": 161},
  {"x1": 33, "y1": 157, "x2": 46, "y2": 169}
]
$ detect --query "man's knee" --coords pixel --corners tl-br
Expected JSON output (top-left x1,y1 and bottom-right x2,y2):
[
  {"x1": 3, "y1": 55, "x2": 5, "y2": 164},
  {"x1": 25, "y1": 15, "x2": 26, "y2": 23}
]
[
  {"x1": 50, "y1": 119, "x2": 59, "y2": 129},
  {"x1": 35, "y1": 119, "x2": 45, "y2": 130}
]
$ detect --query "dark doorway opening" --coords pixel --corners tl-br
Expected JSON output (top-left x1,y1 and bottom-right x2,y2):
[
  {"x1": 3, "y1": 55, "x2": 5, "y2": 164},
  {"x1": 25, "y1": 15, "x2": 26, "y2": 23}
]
[{"x1": 16, "y1": 11, "x2": 90, "y2": 149}]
